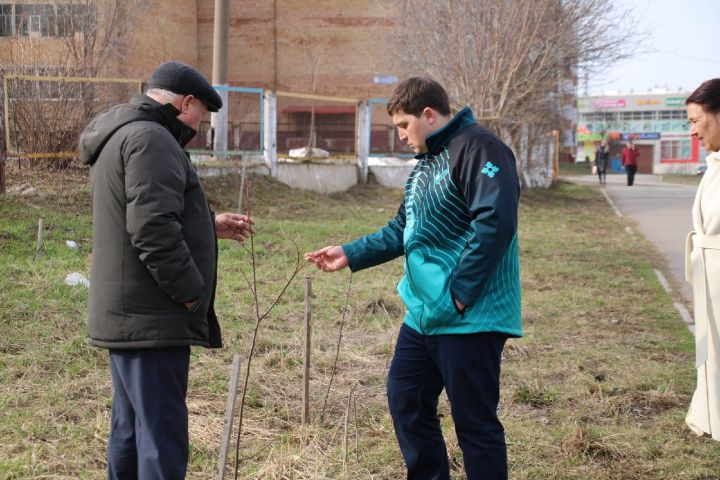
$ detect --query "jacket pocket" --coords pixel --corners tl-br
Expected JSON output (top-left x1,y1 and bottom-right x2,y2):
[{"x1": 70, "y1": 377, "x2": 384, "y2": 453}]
[
  {"x1": 397, "y1": 275, "x2": 423, "y2": 325},
  {"x1": 423, "y1": 286, "x2": 460, "y2": 328},
  {"x1": 404, "y1": 249, "x2": 458, "y2": 329}
]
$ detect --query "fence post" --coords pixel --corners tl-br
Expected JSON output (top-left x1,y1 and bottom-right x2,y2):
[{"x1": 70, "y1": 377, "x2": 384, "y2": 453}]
[
  {"x1": 552, "y1": 129, "x2": 560, "y2": 178},
  {"x1": 212, "y1": 88, "x2": 229, "y2": 157},
  {"x1": 36, "y1": 217, "x2": 44, "y2": 258},
  {"x1": 0, "y1": 145, "x2": 5, "y2": 195},
  {"x1": 356, "y1": 101, "x2": 370, "y2": 184},
  {"x1": 263, "y1": 90, "x2": 277, "y2": 177},
  {"x1": 302, "y1": 277, "x2": 312, "y2": 425},
  {"x1": 519, "y1": 124, "x2": 529, "y2": 187}
]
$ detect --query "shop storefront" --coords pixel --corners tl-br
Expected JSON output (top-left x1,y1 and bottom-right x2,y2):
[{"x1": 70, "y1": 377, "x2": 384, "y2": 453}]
[{"x1": 576, "y1": 92, "x2": 704, "y2": 174}]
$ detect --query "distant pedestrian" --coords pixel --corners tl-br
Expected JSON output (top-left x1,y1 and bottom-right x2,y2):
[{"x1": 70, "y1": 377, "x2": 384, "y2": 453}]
[
  {"x1": 621, "y1": 141, "x2": 640, "y2": 186},
  {"x1": 594, "y1": 140, "x2": 610, "y2": 185},
  {"x1": 685, "y1": 78, "x2": 720, "y2": 442}
]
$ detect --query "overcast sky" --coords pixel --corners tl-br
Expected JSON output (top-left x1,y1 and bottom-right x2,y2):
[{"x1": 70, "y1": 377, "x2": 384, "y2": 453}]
[{"x1": 584, "y1": 0, "x2": 719, "y2": 96}]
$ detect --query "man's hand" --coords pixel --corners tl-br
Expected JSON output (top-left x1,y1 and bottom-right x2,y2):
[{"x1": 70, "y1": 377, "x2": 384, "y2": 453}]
[
  {"x1": 304, "y1": 245, "x2": 349, "y2": 272},
  {"x1": 215, "y1": 213, "x2": 256, "y2": 242}
]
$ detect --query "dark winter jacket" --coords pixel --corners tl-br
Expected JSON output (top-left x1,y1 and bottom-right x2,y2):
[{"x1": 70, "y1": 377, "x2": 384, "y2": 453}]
[
  {"x1": 342, "y1": 107, "x2": 522, "y2": 336},
  {"x1": 595, "y1": 146, "x2": 610, "y2": 171},
  {"x1": 79, "y1": 94, "x2": 221, "y2": 349}
]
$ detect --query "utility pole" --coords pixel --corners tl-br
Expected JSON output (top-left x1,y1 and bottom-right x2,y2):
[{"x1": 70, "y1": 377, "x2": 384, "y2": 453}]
[{"x1": 211, "y1": 0, "x2": 229, "y2": 156}]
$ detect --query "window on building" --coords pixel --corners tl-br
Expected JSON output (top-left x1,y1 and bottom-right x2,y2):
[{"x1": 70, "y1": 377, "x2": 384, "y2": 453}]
[
  {"x1": 580, "y1": 112, "x2": 618, "y2": 124},
  {"x1": 0, "y1": 4, "x2": 11, "y2": 36},
  {"x1": 661, "y1": 139, "x2": 691, "y2": 160},
  {"x1": 0, "y1": 2, "x2": 90, "y2": 37},
  {"x1": 620, "y1": 111, "x2": 657, "y2": 121},
  {"x1": 56, "y1": 4, "x2": 91, "y2": 36},
  {"x1": 659, "y1": 110, "x2": 686, "y2": 120}
]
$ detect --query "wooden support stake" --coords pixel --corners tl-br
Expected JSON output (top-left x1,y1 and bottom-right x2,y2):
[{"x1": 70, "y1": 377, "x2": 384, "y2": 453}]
[
  {"x1": 35, "y1": 217, "x2": 44, "y2": 259},
  {"x1": 0, "y1": 150, "x2": 6, "y2": 195},
  {"x1": 343, "y1": 387, "x2": 353, "y2": 470},
  {"x1": 302, "y1": 277, "x2": 312, "y2": 425},
  {"x1": 217, "y1": 354, "x2": 242, "y2": 480}
]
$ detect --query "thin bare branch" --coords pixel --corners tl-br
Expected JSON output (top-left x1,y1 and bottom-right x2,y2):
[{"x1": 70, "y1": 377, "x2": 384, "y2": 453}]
[{"x1": 320, "y1": 271, "x2": 354, "y2": 423}]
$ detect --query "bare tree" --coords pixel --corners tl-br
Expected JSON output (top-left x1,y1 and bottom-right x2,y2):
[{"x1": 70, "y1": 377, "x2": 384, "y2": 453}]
[
  {"x1": 2, "y1": 0, "x2": 145, "y2": 167},
  {"x1": 396, "y1": 0, "x2": 645, "y2": 185},
  {"x1": 298, "y1": 33, "x2": 328, "y2": 158}
]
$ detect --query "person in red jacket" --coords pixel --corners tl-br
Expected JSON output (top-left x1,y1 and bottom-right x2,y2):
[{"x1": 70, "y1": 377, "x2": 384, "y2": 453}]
[{"x1": 621, "y1": 141, "x2": 640, "y2": 186}]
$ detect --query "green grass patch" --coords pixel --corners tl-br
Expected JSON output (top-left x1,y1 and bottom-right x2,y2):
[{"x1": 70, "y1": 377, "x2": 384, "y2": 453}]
[
  {"x1": 0, "y1": 172, "x2": 714, "y2": 478},
  {"x1": 661, "y1": 174, "x2": 703, "y2": 186},
  {"x1": 558, "y1": 161, "x2": 593, "y2": 176}
]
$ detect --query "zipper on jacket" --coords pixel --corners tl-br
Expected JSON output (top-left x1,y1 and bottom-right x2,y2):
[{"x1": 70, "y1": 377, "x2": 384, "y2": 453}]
[{"x1": 403, "y1": 154, "x2": 437, "y2": 335}]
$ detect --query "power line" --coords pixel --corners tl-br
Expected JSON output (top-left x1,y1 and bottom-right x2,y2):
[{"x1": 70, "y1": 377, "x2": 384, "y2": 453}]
[{"x1": 658, "y1": 51, "x2": 720, "y2": 64}]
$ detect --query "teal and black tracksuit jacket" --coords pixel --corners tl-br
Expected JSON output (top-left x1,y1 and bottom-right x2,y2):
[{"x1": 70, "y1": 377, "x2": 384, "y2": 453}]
[{"x1": 343, "y1": 107, "x2": 522, "y2": 337}]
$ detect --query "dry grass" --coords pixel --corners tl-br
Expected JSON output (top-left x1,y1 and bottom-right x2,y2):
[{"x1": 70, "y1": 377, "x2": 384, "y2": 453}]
[{"x1": 0, "y1": 168, "x2": 717, "y2": 479}]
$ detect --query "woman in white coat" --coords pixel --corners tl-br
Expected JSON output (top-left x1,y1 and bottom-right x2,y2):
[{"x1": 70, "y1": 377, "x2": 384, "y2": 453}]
[{"x1": 685, "y1": 78, "x2": 720, "y2": 440}]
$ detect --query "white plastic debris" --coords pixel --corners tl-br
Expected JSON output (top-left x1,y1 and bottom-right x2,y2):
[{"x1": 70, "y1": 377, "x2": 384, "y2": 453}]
[
  {"x1": 65, "y1": 240, "x2": 78, "y2": 249},
  {"x1": 64, "y1": 272, "x2": 90, "y2": 288},
  {"x1": 288, "y1": 147, "x2": 330, "y2": 159},
  {"x1": 368, "y1": 156, "x2": 418, "y2": 167}
]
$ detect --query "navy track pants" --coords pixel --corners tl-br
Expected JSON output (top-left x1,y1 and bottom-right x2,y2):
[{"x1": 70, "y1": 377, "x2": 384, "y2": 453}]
[{"x1": 387, "y1": 324, "x2": 508, "y2": 480}]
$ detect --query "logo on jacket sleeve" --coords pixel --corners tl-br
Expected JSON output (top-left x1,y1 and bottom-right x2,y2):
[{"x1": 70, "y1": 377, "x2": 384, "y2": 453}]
[{"x1": 481, "y1": 161, "x2": 500, "y2": 178}]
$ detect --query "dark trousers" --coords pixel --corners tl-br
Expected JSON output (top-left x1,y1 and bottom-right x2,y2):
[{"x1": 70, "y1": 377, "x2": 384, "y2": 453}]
[
  {"x1": 626, "y1": 164, "x2": 637, "y2": 186},
  {"x1": 387, "y1": 324, "x2": 508, "y2": 480},
  {"x1": 108, "y1": 347, "x2": 191, "y2": 480},
  {"x1": 597, "y1": 168, "x2": 606, "y2": 184}
]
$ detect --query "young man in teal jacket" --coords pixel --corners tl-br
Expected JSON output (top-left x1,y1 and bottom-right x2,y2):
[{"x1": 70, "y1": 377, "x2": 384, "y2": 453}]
[{"x1": 306, "y1": 77, "x2": 521, "y2": 480}]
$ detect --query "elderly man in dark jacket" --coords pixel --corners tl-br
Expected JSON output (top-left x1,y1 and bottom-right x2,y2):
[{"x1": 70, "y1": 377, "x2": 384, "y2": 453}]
[{"x1": 79, "y1": 61, "x2": 254, "y2": 479}]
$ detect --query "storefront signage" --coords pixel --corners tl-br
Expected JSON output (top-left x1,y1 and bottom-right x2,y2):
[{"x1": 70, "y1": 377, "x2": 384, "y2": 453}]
[
  {"x1": 577, "y1": 132, "x2": 604, "y2": 141},
  {"x1": 665, "y1": 97, "x2": 686, "y2": 107},
  {"x1": 636, "y1": 99, "x2": 660, "y2": 105},
  {"x1": 591, "y1": 98, "x2": 626, "y2": 108},
  {"x1": 621, "y1": 132, "x2": 661, "y2": 140}
]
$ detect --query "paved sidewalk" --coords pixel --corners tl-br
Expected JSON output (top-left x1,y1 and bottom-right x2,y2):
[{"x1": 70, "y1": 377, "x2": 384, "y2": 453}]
[{"x1": 567, "y1": 173, "x2": 680, "y2": 187}]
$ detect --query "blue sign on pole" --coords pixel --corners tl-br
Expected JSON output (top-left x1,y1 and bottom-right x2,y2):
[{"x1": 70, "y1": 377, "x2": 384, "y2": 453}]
[
  {"x1": 373, "y1": 75, "x2": 398, "y2": 85},
  {"x1": 621, "y1": 132, "x2": 661, "y2": 140}
]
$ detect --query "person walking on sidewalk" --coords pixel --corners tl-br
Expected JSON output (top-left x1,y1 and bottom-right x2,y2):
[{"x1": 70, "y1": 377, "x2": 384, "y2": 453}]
[
  {"x1": 621, "y1": 141, "x2": 640, "y2": 186},
  {"x1": 685, "y1": 78, "x2": 720, "y2": 442},
  {"x1": 306, "y1": 77, "x2": 521, "y2": 480},
  {"x1": 79, "y1": 61, "x2": 256, "y2": 478},
  {"x1": 594, "y1": 139, "x2": 610, "y2": 185}
]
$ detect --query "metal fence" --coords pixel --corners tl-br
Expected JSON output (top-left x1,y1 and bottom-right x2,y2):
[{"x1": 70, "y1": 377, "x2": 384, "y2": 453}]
[
  {"x1": 0, "y1": 73, "x2": 425, "y2": 193},
  {"x1": 188, "y1": 85, "x2": 264, "y2": 156},
  {"x1": 275, "y1": 91, "x2": 359, "y2": 157},
  {"x1": 368, "y1": 98, "x2": 412, "y2": 157},
  {"x1": 3, "y1": 74, "x2": 142, "y2": 162}
]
